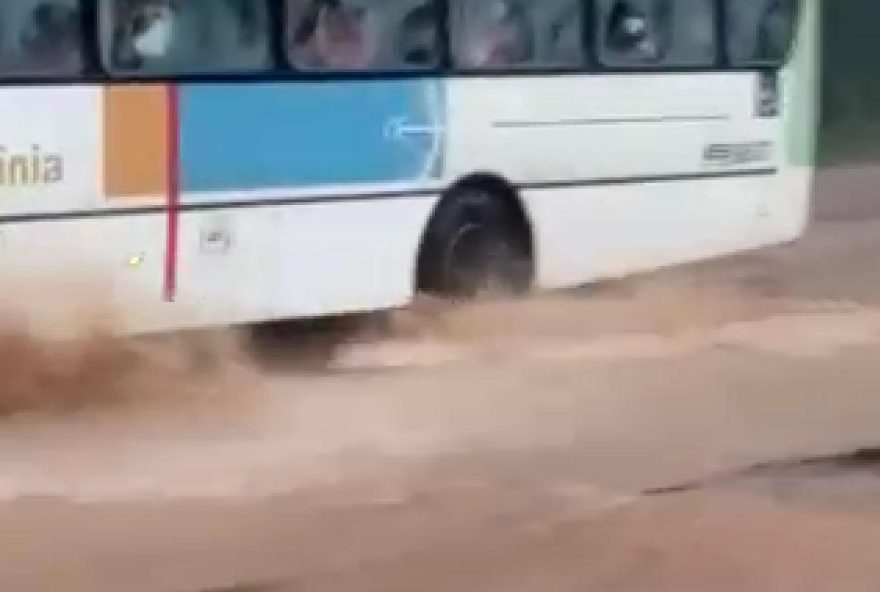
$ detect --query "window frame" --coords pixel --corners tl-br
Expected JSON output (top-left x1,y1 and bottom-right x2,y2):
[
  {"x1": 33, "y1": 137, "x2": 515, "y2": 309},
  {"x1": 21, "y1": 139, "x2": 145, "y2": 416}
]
[
  {"x1": 446, "y1": 0, "x2": 590, "y2": 75},
  {"x1": 0, "y1": 0, "x2": 804, "y2": 86},
  {"x1": 592, "y1": 0, "x2": 720, "y2": 71},
  {"x1": 280, "y1": 0, "x2": 448, "y2": 76},
  {"x1": 720, "y1": 0, "x2": 802, "y2": 69},
  {"x1": 96, "y1": 0, "x2": 276, "y2": 79},
  {"x1": 0, "y1": 0, "x2": 90, "y2": 80}
]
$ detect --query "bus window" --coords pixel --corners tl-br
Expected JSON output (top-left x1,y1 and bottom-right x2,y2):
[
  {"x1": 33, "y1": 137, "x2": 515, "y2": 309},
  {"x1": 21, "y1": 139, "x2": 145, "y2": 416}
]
[
  {"x1": 286, "y1": 0, "x2": 440, "y2": 71},
  {"x1": 724, "y1": 0, "x2": 798, "y2": 67},
  {"x1": 597, "y1": 0, "x2": 716, "y2": 68},
  {"x1": 100, "y1": 0, "x2": 271, "y2": 76},
  {"x1": 450, "y1": 0, "x2": 583, "y2": 70},
  {"x1": 0, "y1": 0, "x2": 83, "y2": 77}
]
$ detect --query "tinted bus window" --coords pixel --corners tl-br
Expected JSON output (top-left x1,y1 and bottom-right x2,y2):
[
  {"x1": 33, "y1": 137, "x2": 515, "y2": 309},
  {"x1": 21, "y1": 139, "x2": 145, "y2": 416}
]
[
  {"x1": 597, "y1": 0, "x2": 716, "y2": 68},
  {"x1": 0, "y1": 0, "x2": 83, "y2": 77},
  {"x1": 100, "y1": 0, "x2": 271, "y2": 76},
  {"x1": 724, "y1": 0, "x2": 798, "y2": 67},
  {"x1": 286, "y1": 0, "x2": 441, "y2": 71},
  {"x1": 450, "y1": 0, "x2": 583, "y2": 70}
]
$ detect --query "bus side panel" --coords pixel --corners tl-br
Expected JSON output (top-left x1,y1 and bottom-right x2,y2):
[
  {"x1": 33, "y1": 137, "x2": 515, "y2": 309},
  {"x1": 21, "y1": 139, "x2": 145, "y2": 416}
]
[
  {"x1": 177, "y1": 80, "x2": 446, "y2": 197},
  {"x1": 445, "y1": 74, "x2": 789, "y2": 289},
  {"x1": 0, "y1": 87, "x2": 101, "y2": 217},
  {"x1": 522, "y1": 176, "x2": 780, "y2": 289},
  {"x1": 172, "y1": 199, "x2": 437, "y2": 326},
  {"x1": 0, "y1": 215, "x2": 169, "y2": 336},
  {"x1": 444, "y1": 73, "x2": 778, "y2": 183},
  {"x1": 0, "y1": 87, "x2": 173, "y2": 335},
  {"x1": 167, "y1": 81, "x2": 446, "y2": 321},
  {"x1": 0, "y1": 197, "x2": 439, "y2": 335}
]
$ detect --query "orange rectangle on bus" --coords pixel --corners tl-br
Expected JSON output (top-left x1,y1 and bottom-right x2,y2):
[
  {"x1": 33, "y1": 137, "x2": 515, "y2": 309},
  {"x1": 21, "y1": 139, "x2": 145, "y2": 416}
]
[{"x1": 103, "y1": 85, "x2": 169, "y2": 200}]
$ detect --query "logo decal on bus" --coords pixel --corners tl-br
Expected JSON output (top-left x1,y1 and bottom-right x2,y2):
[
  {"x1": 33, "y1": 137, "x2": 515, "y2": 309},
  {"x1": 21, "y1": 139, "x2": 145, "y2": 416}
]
[
  {"x1": 702, "y1": 141, "x2": 773, "y2": 167},
  {"x1": 0, "y1": 145, "x2": 64, "y2": 187}
]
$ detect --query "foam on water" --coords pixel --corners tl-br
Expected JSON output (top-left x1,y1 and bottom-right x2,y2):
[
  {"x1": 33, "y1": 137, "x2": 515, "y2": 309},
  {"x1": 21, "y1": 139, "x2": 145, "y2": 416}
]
[{"x1": 0, "y1": 269, "x2": 878, "y2": 502}]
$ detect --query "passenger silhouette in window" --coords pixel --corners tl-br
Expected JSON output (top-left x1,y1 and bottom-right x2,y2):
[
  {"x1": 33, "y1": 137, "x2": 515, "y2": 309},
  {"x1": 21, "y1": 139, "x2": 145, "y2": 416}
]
[
  {"x1": 291, "y1": 0, "x2": 375, "y2": 69},
  {"x1": 723, "y1": 0, "x2": 796, "y2": 67},
  {"x1": 756, "y1": 0, "x2": 794, "y2": 61},
  {"x1": 19, "y1": 2, "x2": 82, "y2": 73},
  {"x1": 398, "y1": 3, "x2": 439, "y2": 67},
  {"x1": 226, "y1": 0, "x2": 260, "y2": 46},
  {"x1": 605, "y1": 0, "x2": 669, "y2": 62},
  {"x1": 112, "y1": 0, "x2": 178, "y2": 70},
  {"x1": 466, "y1": 0, "x2": 534, "y2": 68}
]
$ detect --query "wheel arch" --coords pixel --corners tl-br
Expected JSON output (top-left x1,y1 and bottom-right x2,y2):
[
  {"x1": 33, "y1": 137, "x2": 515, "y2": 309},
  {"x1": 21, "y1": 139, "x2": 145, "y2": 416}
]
[{"x1": 415, "y1": 172, "x2": 535, "y2": 294}]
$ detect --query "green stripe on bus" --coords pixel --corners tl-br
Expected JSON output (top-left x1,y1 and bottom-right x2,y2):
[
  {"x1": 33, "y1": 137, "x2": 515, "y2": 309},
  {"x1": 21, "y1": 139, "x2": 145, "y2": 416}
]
[{"x1": 783, "y1": 0, "x2": 820, "y2": 168}]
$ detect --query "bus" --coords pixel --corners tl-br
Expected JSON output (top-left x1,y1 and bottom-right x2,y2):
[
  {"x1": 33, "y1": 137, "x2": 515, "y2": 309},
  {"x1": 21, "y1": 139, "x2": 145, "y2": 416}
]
[{"x1": 0, "y1": 0, "x2": 818, "y2": 334}]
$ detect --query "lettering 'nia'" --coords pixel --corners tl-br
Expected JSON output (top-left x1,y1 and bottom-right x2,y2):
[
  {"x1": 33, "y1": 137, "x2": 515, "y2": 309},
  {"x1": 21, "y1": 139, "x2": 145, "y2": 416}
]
[{"x1": 0, "y1": 145, "x2": 64, "y2": 187}]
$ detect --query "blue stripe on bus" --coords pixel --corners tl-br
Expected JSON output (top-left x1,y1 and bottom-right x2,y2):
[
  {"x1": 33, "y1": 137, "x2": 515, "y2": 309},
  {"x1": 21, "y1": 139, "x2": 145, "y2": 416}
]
[{"x1": 178, "y1": 80, "x2": 446, "y2": 196}]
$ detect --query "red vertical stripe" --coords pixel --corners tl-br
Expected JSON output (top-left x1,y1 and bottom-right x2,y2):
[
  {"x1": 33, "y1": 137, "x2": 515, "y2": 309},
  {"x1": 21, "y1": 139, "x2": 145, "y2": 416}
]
[{"x1": 163, "y1": 84, "x2": 181, "y2": 302}]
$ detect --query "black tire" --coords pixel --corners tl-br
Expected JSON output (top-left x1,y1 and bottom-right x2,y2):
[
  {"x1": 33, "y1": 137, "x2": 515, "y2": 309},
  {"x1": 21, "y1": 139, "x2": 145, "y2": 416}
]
[{"x1": 417, "y1": 186, "x2": 533, "y2": 299}]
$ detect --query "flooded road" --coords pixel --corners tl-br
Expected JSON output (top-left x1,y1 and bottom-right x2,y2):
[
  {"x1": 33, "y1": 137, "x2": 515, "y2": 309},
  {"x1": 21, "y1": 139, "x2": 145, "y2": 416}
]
[{"x1": 5, "y1": 168, "x2": 880, "y2": 591}]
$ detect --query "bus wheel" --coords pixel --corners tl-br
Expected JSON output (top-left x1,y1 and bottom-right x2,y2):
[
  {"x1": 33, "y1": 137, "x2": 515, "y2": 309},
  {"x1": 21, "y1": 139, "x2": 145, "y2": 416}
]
[{"x1": 417, "y1": 186, "x2": 533, "y2": 299}]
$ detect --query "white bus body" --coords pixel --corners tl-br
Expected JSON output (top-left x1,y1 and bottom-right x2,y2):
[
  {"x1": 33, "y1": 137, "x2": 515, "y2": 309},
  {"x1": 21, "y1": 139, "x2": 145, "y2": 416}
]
[{"x1": 0, "y1": 0, "x2": 819, "y2": 334}]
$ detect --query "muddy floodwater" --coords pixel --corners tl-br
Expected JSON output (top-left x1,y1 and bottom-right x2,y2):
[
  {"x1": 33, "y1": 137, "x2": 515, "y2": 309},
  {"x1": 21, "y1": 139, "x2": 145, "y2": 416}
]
[{"x1": 4, "y1": 169, "x2": 880, "y2": 591}]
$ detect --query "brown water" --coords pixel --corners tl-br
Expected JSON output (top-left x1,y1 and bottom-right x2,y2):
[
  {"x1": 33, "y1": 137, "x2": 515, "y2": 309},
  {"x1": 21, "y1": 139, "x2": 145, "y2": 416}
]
[{"x1": 3, "y1": 211, "x2": 880, "y2": 590}]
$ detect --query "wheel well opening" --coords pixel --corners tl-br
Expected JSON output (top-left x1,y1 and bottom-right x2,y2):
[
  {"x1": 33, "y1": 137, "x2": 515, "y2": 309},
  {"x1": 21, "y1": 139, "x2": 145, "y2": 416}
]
[{"x1": 416, "y1": 173, "x2": 534, "y2": 293}]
